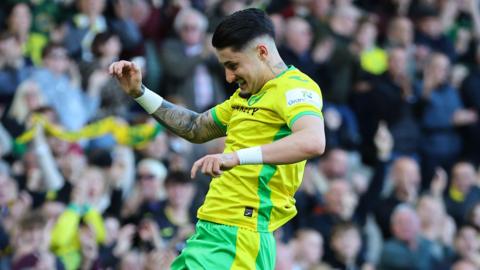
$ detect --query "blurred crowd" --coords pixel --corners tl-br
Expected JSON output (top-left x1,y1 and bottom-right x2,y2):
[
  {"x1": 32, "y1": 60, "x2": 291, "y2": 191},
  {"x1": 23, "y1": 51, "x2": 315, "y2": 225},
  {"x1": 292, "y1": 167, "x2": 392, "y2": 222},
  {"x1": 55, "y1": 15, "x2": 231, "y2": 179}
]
[{"x1": 0, "y1": 0, "x2": 480, "y2": 269}]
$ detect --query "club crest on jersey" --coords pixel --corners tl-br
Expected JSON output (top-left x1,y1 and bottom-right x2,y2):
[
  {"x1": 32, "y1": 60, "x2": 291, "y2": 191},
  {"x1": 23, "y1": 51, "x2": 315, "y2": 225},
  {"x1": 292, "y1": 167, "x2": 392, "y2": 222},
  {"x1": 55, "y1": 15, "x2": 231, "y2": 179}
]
[
  {"x1": 248, "y1": 92, "x2": 266, "y2": 106},
  {"x1": 285, "y1": 88, "x2": 322, "y2": 109}
]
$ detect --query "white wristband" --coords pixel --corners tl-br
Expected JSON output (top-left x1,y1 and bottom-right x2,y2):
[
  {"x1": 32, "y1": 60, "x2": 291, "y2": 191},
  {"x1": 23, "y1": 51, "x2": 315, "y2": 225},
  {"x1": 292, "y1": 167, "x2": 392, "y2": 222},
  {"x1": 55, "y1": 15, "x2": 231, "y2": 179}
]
[
  {"x1": 134, "y1": 86, "x2": 163, "y2": 114},
  {"x1": 236, "y1": 146, "x2": 263, "y2": 165}
]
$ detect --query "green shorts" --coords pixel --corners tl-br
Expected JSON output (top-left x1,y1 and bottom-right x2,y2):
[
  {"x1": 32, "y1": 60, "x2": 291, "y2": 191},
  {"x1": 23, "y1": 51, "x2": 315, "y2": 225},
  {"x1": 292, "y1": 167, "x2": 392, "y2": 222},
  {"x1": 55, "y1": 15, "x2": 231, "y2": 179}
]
[{"x1": 170, "y1": 220, "x2": 276, "y2": 270}]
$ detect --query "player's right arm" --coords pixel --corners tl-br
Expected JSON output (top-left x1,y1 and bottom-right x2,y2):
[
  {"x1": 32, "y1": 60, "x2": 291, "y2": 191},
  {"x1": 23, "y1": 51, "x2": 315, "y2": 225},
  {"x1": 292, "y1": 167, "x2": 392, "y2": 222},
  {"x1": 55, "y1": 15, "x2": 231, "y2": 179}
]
[{"x1": 109, "y1": 60, "x2": 225, "y2": 143}]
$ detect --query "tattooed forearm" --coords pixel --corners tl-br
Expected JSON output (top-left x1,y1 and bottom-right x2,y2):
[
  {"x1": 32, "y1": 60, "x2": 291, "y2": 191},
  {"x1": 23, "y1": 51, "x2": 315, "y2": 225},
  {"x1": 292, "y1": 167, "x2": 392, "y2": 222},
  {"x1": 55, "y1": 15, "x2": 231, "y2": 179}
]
[{"x1": 151, "y1": 100, "x2": 226, "y2": 143}]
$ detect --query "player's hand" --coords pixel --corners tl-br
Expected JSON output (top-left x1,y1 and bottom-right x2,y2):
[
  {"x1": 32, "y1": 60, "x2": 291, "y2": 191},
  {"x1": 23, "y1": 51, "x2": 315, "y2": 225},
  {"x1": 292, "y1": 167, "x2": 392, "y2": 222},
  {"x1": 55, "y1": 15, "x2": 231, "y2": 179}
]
[
  {"x1": 108, "y1": 60, "x2": 143, "y2": 98},
  {"x1": 191, "y1": 153, "x2": 239, "y2": 179}
]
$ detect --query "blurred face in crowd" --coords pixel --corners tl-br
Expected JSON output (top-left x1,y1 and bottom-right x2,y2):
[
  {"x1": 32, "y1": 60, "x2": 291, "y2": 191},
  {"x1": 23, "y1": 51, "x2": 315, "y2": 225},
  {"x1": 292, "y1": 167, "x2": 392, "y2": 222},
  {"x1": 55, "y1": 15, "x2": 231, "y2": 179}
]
[
  {"x1": 270, "y1": 14, "x2": 286, "y2": 44},
  {"x1": 20, "y1": 81, "x2": 43, "y2": 111},
  {"x1": 391, "y1": 157, "x2": 420, "y2": 200},
  {"x1": 452, "y1": 260, "x2": 477, "y2": 270},
  {"x1": 285, "y1": 17, "x2": 312, "y2": 56},
  {"x1": 425, "y1": 53, "x2": 450, "y2": 85},
  {"x1": 452, "y1": 162, "x2": 477, "y2": 194},
  {"x1": 417, "y1": 195, "x2": 444, "y2": 228},
  {"x1": 355, "y1": 21, "x2": 377, "y2": 49},
  {"x1": 8, "y1": 3, "x2": 31, "y2": 34},
  {"x1": 418, "y1": 16, "x2": 443, "y2": 38},
  {"x1": 15, "y1": 225, "x2": 48, "y2": 253},
  {"x1": 293, "y1": 0, "x2": 311, "y2": 5},
  {"x1": 330, "y1": 5, "x2": 359, "y2": 37},
  {"x1": 47, "y1": 136, "x2": 70, "y2": 158},
  {"x1": 178, "y1": 12, "x2": 206, "y2": 46},
  {"x1": 310, "y1": 0, "x2": 332, "y2": 19},
  {"x1": 331, "y1": 226, "x2": 361, "y2": 262},
  {"x1": 80, "y1": 168, "x2": 106, "y2": 202},
  {"x1": 0, "y1": 172, "x2": 16, "y2": 205},
  {"x1": 104, "y1": 216, "x2": 120, "y2": 245},
  {"x1": 0, "y1": 35, "x2": 23, "y2": 64},
  {"x1": 388, "y1": 17, "x2": 413, "y2": 47},
  {"x1": 455, "y1": 226, "x2": 480, "y2": 257},
  {"x1": 137, "y1": 165, "x2": 163, "y2": 201},
  {"x1": 220, "y1": 0, "x2": 246, "y2": 16},
  {"x1": 391, "y1": 207, "x2": 420, "y2": 244},
  {"x1": 469, "y1": 203, "x2": 480, "y2": 229},
  {"x1": 141, "y1": 132, "x2": 169, "y2": 160},
  {"x1": 42, "y1": 201, "x2": 65, "y2": 222},
  {"x1": 388, "y1": 47, "x2": 408, "y2": 77},
  {"x1": 325, "y1": 179, "x2": 357, "y2": 218},
  {"x1": 43, "y1": 47, "x2": 70, "y2": 75},
  {"x1": 78, "y1": 0, "x2": 106, "y2": 17},
  {"x1": 120, "y1": 251, "x2": 145, "y2": 270},
  {"x1": 166, "y1": 181, "x2": 194, "y2": 209},
  {"x1": 99, "y1": 35, "x2": 122, "y2": 59},
  {"x1": 295, "y1": 230, "x2": 323, "y2": 265},
  {"x1": 320, "y1": 148, "x2": 348, "y2": 179}
]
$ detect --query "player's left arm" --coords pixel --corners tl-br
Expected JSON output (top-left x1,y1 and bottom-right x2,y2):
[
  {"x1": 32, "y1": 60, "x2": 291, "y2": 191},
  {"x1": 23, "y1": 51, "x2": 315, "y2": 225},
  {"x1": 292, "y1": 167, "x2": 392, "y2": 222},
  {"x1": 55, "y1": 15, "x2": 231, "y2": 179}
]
[
  {"x1": 260, "y1": 115, "x2": 325, "y2": 163},
  {"x1": 190, "y1": 115, "x2": 325, "y2": 178}
]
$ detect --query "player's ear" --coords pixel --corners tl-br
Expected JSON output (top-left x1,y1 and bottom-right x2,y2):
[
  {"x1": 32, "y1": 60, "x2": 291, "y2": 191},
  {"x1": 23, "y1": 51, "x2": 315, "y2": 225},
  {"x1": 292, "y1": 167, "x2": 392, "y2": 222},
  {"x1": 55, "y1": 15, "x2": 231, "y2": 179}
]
[{"x1": 256, "y1": 44, "x2": 269, "y2": 61}]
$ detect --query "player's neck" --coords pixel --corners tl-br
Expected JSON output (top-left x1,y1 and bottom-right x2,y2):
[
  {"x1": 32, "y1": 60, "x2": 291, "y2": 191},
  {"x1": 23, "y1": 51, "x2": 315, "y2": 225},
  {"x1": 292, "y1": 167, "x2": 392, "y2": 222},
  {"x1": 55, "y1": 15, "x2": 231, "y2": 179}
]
[{"x1": 268, "y1": 60, "x2": 288, "y2": 79}]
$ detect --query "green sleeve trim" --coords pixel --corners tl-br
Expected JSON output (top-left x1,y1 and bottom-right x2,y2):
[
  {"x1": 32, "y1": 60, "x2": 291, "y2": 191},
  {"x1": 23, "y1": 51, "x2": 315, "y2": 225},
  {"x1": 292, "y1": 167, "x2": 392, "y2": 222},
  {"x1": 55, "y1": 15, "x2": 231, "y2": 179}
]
[
  {"x1": 211, "y1": 107, "x2": 227, "y2": 133},
  {"x1": 67, "y1": 203, "x2": 83, "y2": 215},
  {"x1": 289, "y1": 111, "x2": 323, "y2": 128}
]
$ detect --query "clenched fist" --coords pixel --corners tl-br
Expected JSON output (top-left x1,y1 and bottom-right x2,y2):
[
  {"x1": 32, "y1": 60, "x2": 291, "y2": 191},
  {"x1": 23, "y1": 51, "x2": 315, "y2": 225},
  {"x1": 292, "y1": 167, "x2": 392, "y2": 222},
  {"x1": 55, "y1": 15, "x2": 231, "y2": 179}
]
[{"x1": 109, "y1": 60, "x2": 143, "y2": 98}]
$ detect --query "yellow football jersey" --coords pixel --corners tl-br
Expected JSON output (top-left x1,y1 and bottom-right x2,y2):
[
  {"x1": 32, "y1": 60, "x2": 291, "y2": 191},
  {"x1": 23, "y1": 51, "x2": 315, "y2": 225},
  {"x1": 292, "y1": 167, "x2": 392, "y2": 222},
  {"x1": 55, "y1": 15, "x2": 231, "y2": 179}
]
[{"x1": 197, "y1": 66, "x2": 323, "y2": 232}]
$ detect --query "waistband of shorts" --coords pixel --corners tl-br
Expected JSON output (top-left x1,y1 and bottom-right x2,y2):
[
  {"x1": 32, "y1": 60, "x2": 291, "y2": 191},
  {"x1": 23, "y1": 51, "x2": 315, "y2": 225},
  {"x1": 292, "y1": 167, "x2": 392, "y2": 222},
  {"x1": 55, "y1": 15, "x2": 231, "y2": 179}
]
[{"x1": 197, "y1": 219, "x2": 272, "y2": 234}]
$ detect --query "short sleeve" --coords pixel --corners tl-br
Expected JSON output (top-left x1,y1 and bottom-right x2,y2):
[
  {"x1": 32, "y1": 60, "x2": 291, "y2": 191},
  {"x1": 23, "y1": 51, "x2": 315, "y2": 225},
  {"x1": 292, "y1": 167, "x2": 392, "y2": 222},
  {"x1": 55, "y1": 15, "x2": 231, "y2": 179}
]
[
  {"x1": 211, "y1": 95, "x2": 234, "y2": 132},
  {"x1": 279, "y1": 87, "x2": 323, "y2": 128}
]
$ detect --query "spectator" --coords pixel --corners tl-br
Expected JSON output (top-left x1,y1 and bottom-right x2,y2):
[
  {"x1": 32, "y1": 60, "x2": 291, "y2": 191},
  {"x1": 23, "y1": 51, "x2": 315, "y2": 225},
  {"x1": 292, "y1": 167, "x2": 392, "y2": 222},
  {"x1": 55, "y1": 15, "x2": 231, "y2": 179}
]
[
  {"x1": 63, "y1": 0, "x2": 141, "y2": 61},
  {"x1": 5, "y1": 3, "x2": 48, "y2": 66},
  {"x1": 453, "y1": 225, "x2": 480, "y2": 268},
  {"x1": 351, "y1": 18, "x2": 387, "y2": 76},
  {"x1": 459, "y1": 44, "x2": 480, "y2": 166},
  {"x1": 414, "y1": 5, "x2": 456, "y2": 62},
  {"x1": 122, "y1": 159, "x2": 168, "y2": 222},
  {"x1": 301, "y1": 147, "x2": 350, "y2": 196},
  {"x1": 378, "y1": 204, "x2": 437, "y2": 270},
  {"x1": 11, "y1": 211, "x2": 64, "y2": 270},
  {"x1": 292, "y1": 229, "x2": 330, "y2": 270},
  {"x1": 156, "y1": 171, "x2": 196, "y2": 250},
  {"x1": 2, "y1": 80, "x2": 46, "y2": 138},
  {"x1": 30, "y1": 43, "x2": 102, "y2": 131},
  {"x1": 0, "y1": 32, "x2": 34, "y2": 107},
  {"x1": 160, "y1": 7, "x2": 225, "y2": 111},
  {"x1": 319, "y1": 4, "x2": 360, "y2": 104},
  {"x1": 452, "y1": 260, "x2": 478, "y2": 270},
  {"x1": 327, "y1": 222, "x2": 364, "y2": 269},
  {"x1": 467, "y1": 202, "x2": 480, "y2": 231},
  {"x1": 79, "y1": 32, "x2": 130, "y2": 120},
  {"x1": 415, "y1": 53, "x2": 476, "y2": 187},
  {"x1": 373, "y1": 47, "x2": 421, "y2": 158},
  {"x1": 374, "y1": 157, "x2": 421, "y2": 238},
  {"x1": 279, "y1": 16, "x2": 318, "y2": 81},
  {"x1": 385, "y1": 16, "x2": 417, "y2": 78},
  {"x1": 50, "y1": 167, "x2": 107, "y2": 270},
  {"x1": 445, "y1": 161, "x2": 480, "y2": 226},
  {"x1": 416, "y1": 194, "x2": 456, "y2": 268}
]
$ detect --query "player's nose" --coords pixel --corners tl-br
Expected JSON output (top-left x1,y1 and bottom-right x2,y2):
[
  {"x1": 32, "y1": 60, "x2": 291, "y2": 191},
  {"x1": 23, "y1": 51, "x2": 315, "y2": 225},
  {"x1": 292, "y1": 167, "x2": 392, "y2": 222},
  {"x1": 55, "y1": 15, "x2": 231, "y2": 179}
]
[{"x1": 225, "y1": 69, "x2": 235, "y2": 83}]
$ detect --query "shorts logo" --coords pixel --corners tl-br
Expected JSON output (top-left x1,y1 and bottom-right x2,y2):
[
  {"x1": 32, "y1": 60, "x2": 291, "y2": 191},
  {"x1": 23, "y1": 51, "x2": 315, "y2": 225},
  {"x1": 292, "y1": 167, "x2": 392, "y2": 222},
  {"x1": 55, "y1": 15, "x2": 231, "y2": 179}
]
[
  {"x1": 244, "y1": 207, "x2": 254, "y2": 217},
  {"x1": 285, "y1": 88, "x2": 322, "y2": 109}
]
